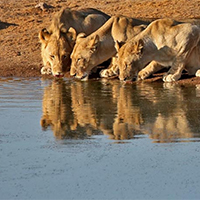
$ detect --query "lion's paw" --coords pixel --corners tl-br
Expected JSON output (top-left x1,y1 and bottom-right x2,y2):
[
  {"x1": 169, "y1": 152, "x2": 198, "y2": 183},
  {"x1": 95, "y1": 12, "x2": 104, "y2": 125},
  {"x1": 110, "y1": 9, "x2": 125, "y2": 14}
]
[
  {"x1": 41, "y1": 66, "x2": 52, "y2": 75},
  {"x1": 163, "y1": 73, "x2": 180, "y2": 82},
  {"x1": 195, "y1": 69, "x2": 200, "y2": 77},
  {"x1": 137, "y1": 70, "x2": 150, "y2": 81},
  {"x1": 100, "y1": 69, "x2": 115, "y2": 77}
]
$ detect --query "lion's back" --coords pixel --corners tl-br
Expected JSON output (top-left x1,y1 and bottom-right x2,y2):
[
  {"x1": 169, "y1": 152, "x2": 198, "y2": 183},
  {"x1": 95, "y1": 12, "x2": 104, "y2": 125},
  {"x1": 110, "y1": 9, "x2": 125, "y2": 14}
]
[{"x1": 48, "y1": 7, "x2": 110, "y2": 34}]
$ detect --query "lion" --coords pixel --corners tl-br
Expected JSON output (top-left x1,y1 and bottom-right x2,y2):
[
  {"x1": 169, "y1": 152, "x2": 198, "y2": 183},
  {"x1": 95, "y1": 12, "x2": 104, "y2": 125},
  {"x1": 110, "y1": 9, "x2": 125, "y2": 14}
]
[
  {"x1": 70, "y1": 15, "x2": 150, "y2": 80},
  {"x1": 39, "y1": 7, "x2": 110, "y2": 77},
  {"x1": 115, "y1": 18, "x2": 200, "y2": 82},
  {"x1": 40, "y1": 79, "x2": 98, "y2": 139}
]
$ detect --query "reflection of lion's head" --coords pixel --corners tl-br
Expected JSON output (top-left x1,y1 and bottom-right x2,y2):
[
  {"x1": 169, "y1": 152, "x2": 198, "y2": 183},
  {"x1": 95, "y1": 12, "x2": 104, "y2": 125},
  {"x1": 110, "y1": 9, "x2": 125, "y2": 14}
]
[
  {"x1": 112, "y1": 86, "x2": 143, "y2": 140},
  {"x1": 40, "y1": 80, "x2": 100, "y2": 139},
  {"x1": 40, "y1": 79, "x2": 198, "y2": 142},
  {"x1": 40, "y1": 79, "x2": 77, "y2": 139}
]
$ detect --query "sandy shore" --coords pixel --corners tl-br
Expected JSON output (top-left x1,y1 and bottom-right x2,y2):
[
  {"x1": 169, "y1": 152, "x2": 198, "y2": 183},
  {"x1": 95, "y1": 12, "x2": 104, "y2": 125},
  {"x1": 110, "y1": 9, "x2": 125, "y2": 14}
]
[{"x1": 1, "y1": 0, "x2": 200, "y2": 84}]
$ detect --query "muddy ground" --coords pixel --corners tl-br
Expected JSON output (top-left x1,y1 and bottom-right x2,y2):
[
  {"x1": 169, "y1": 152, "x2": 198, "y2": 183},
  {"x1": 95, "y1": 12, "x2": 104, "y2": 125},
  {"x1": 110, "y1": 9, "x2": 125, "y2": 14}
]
[{"x1": 1, "y1": 0, "x2": 200, "y2": 84}]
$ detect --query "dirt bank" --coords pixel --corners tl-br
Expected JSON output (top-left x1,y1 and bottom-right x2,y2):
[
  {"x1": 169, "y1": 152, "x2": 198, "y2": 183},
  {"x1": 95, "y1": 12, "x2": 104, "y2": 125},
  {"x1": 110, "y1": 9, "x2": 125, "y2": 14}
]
[{"x1": 1, "y1": 0, "x2": 200, "y2": 84}]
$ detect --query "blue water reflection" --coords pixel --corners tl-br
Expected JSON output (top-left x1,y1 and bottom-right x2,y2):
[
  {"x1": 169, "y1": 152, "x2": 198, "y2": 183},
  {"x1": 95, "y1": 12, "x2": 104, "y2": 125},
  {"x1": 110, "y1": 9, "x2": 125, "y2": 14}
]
[
  {"x1": 41, "y1": 78, "x2": 200, "y2": 143},
  {"x1": 1, "y1": 77, "x2": 200, "y2": 199}
]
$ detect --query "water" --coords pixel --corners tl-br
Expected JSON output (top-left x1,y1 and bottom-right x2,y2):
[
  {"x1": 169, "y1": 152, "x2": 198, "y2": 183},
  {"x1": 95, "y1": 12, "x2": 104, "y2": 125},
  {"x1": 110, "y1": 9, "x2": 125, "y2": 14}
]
[{"x1": 1, "y1": 77, "x2": 200, "y2": 199}]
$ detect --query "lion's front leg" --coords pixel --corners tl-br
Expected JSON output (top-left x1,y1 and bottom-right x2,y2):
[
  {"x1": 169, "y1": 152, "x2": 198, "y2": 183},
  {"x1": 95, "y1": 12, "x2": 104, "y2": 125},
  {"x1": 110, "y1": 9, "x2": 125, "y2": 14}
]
[
  {"x1": 163, "y1": 59, "x2": 185, "y2": 82},
  {"x1": 100, "y1": 56, "x2": 119, "y2": 78},
  {"x1": 41, "y1": 66, "x2": 52, "y2": 75},
  {"x1": 163, "y1": 46, "x2": 194, "y2": 82},
  {"x1": 137, "y1": 61, "x2": 164, "y2": 80},
  {"x1": 100, "y1": 67, "x2": 118, "y2": 77},
  {"x1": 41, "y1": 62, "x2": 52, "y2": 75},
  {"x1": 163, "y1": 73, "x2": 182, "y2": 82},
  {"x1": 195, "y1": 69, "x2": 200, "y2": 77}
]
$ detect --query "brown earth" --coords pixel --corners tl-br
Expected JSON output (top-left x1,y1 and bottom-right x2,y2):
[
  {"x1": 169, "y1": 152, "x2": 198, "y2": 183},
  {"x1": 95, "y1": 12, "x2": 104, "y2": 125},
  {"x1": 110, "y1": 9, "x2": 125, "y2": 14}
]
[{"x1": 1, "y1": 0, "x2": 200, "y2": 84}]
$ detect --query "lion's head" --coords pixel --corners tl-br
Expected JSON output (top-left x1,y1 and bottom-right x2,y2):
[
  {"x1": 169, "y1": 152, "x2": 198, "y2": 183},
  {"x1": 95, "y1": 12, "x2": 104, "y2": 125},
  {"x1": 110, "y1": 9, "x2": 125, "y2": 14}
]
[
  {"x1": 39, "y1": 27, "x2": 77, "y2": 77},
  {"x1": 116, "y1": 39, "x2": 144, "y2": 81},
  {"x1": 70, "y1": 33, "x2": 101, "y2": 80}
]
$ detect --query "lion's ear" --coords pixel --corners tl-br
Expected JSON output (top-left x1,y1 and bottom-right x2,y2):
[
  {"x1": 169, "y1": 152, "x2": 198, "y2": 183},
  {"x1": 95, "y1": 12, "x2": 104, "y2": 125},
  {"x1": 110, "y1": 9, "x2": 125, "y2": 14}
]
[
  {"x1": 114, "y1": 40, "x2": 125, "y2": 52},
  {"x1": 115, "y1": 40, "x2": 120, "y2": 52},
  {"x1": 67, "y1": 27, "x2": 77, "y2": 42},
  {"x1": 89, "y1": 35, "x2": 99, "y2": 52},
  {"x1": 76, "y1": 33, "x2": 86, "y2": 43},
  {"x1": 66, "y1": 27, "x2": 77, "y2": 48},
  {"x1": 39, "y1": 28, "x2": 51, "y2": 43},
  {"x1": 134, "y1": 39, "x2": 144, "y2": 54}
]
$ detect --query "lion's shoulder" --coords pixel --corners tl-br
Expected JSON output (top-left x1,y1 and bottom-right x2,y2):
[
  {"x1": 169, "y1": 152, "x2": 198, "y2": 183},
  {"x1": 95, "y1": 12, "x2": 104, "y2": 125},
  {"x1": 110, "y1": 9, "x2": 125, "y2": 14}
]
[{"x1": 49, "y1": 7, "x2": 109, "y2": 32}]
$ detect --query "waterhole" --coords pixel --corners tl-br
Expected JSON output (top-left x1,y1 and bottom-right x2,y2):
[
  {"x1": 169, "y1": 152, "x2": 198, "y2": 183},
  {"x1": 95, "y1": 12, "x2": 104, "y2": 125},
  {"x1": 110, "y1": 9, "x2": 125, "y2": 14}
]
[{"x1": 1, "y1": 77, "x2": 200, "y2": 199}]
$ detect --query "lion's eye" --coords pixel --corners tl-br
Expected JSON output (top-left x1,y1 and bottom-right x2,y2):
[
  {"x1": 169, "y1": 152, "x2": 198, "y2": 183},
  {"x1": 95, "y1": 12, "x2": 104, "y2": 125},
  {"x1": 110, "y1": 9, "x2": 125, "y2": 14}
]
[
  {"x1": 50, "y1": 55, "x2": 55, "y2": 60},
  {"x1": 123, "y1": 63, "x2": 127, "y2": 70},
  {"x1": 62, "y1": 55, "x2": 67, "y2": 60},
  {"x1": 77, "y1": 58, "x2": 81, "y2": 63},
  {"x1": 62, "y1": 53, "x2": 70, "y2": 60}
]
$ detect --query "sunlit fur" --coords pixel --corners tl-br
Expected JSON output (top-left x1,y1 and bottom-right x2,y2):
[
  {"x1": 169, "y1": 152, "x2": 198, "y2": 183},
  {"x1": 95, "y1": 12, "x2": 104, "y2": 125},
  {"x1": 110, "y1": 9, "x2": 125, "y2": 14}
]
[
  {"x1": 70, "y1": 15, "x2": 149, "y2": 79},
  {"x1": 39, "y1": 8, "x2": 109, "y2": 77},
  {"x1": 116, "y1": 18, "x2": 200, "y2": 82}
]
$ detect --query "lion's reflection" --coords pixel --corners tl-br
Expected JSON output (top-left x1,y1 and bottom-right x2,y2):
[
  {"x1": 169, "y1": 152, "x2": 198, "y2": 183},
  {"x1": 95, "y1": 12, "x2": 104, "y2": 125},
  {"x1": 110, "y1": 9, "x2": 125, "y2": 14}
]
[
  {"x1": 40, "y1": 79, "x2": 90, "y2": 139},
  {"x1": 41, "y1": 79, "x2": 200, "y2": 142},
  {"x1": 137, "y1": 83, "x2": 199, "y2": 143}
]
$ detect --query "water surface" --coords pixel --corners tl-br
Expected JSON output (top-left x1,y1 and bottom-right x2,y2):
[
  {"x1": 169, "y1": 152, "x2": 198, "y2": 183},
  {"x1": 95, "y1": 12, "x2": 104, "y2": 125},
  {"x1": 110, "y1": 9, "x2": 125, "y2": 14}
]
[{"x1": 1, "y1": 77, "x2": 200, "y2": 199}]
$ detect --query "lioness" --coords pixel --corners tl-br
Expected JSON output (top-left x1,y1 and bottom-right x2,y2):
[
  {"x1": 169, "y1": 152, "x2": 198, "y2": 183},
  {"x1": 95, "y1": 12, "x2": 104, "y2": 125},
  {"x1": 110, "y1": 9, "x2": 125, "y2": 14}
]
[
  {"x1": 70, "y1": 15, "x2": 149, "y2": 79},
  {"x1": 115, "y1": 18, "x2": 200, "y2": 82},
  {"x1": 39, "y1": 8, "x2": 110, "y2": 77}
]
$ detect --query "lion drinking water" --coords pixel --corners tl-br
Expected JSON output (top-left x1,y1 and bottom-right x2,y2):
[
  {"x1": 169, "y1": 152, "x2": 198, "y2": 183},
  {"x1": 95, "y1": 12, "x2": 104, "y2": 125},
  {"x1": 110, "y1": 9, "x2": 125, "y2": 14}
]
[
  {"x1": 70, "y1": 15, "x2": 149, "y2": 80},
  {"x1": 115, "y1": 18, "x2": 200, "y2": 82},
  {"x1": 39, "y1": 7, "x2": 110, "y2": 77}
]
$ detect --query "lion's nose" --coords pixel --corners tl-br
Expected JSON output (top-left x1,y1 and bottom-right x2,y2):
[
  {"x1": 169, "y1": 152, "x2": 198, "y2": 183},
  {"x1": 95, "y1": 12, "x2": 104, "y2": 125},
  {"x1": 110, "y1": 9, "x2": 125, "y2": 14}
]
[
  {"x1": 123, "y1": 77, "x2": 128, "y2": 81},
  {"x1": 71, "y1": 73, "x2": 76, "y2": 77},
  {"x1": 70, "y1": 70, "x2": 76, "y2": 76},
  {"x1": 119, "y1": 76, "x2": 125, "y2": 81},
  {"x1": 54, "y1": 72, "x2": 64, "y2": 78}
]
